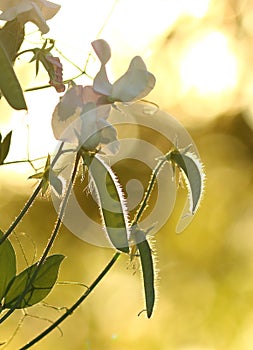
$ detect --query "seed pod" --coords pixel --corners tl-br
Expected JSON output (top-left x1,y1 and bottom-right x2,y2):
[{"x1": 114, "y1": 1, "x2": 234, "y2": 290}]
[
  {"x1": 87, "y1": 154, "x2": 130, "y2": 253},
  {"x1": 133, "y1": 229, "x2": 155, "y2": 318}
]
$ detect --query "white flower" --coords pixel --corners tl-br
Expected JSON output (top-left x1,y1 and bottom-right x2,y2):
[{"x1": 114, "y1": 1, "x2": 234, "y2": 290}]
[
  {"x1": 92, "y1": 39, "x2": 156, "y2": 103},
  {"x1": 78, "y1": 104, "x2": 119, "y2": 154},
  {"x1": 52, "y1": 86, "x2": 119, "y2": 154},
  {"x1": 51, "y1": 40, "x2": 156, "y2": 154},
  {"x1": 0, "y1": 0, "x2": 60, "y2": 34}
]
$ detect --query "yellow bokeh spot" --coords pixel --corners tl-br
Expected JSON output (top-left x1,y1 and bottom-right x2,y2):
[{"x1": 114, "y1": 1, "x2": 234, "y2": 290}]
[
  {"x1": 180, "y1": 31, "x2": 239, "y2": 96},
  {"x1": 179, "y1": 0, "x2": 210, "y2": 18}
]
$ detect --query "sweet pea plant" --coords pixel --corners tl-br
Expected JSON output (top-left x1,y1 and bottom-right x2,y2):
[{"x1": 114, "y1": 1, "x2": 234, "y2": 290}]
[{"x1": 0, "y1": 1, "x2": 205, "y2": 349}]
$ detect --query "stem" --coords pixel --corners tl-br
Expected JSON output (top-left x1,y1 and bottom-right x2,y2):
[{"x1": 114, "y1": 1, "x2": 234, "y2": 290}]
[
  {"x1": 19, "y1": 252, "x2": 121, "y2": 350},
  {"x1": 132, "y1": 158, "x2": 166, "y2": 226},
  {"x1": 0, "y1": 143, "x2": 64, "y2": 245},
  {"x1": 53, "y1": 46, "x2": 84, "y2": 73},
  {"x1": 0, "y1": 152, "x2": 80, "y2": 324},
  {"x1": 0, "y1": 181, "x2": 42, "y2": 245},
  {"x1": 24, "y1": 71, "x2": 88, "y2": 92},
  {"x1": 39, "y1": 152, "x2": 81, "y2": 263},
  {"x1": 19, "y1": 155, "x2": 164, "y2": 347},
  {"x1": 83, "y1": 0, "x2": 119, "y2": 73}
]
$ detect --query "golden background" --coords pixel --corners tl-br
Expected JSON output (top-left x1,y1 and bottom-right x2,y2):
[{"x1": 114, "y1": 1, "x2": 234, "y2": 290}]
[{"x1": 1, "y1": 0, "x2": 253, "y2": 349}]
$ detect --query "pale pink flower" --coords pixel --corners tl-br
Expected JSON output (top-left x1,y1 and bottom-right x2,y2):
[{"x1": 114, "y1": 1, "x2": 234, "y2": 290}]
[
  {"x1": 91, "y1": 39, "x2": 156, "y2": 103},
  {"x1": 45, "y1": 55, "x2": 65, "y2": 93}
]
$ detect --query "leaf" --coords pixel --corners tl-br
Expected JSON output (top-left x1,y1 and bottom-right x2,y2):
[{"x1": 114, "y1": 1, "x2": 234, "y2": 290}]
[
  {"x1": 0, "y1": 131, "x2": 12, "y2": 164},
  {"x1": 0, "y1": 229, "x2": 16, "y2": 302},
  {"x1": 167, "y1": 149, "x2": 205, "y2": 232},
  {"x1": 50, "y1": 172, "x2": 63, "y2": 195},
  {"x1": 86, "y1": 154, "x2": 130, "y2": 253},
  {"x1": 0, "y1": 42, "x2": 27, "y2": 110},
  {"x1": 133, "y1": 230, "x2": 155, "y2": 318},
  {"x1": 0, "y1": 19, "x2": 25, "y2": 63},
  {"x1": 3, "y1": 254, "x2": 64, "y2": 309},
  {"x1": 28, "y1": 172, "x2": 44, "y2": 180}
]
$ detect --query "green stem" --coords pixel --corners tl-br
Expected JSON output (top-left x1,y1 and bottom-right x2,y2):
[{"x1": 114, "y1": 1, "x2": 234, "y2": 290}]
[
  {"x1": 24, "y1": 71, "x2": 88, "y2": 92},
  {"x1": 0, "y1": 181, "x2": 42, "y2": 245},
  {"x1": 19, "y1": 154, "x2": 165, "y2": 348},
  {"x1": 0, "y1": 152, "x2": 81, "y2": 324},
  {"x1": 39, "y1": 152, "x2": 81, "y2": 263},
  {"x1": 0, "y1": 143, "x2": 64, "y2": 245},
  {"x1": 132, "y1": 158, "x2": 166, "y2": 226},
  {"x1": 19, "y1": 252, "x2": 121, "y2": 350}
]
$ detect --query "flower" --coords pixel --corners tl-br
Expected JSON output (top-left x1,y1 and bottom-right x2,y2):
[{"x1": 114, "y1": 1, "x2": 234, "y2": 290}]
[
  {"x1": 77, "y1": 103, "x2": 119, "y2": 153},
  {"x1": 45, "y1": 54, "x2": 65, "y2": 92},
  {"x1": 91, "y1": 39, "x2": 156, "y2": 103},
  {"x1": 0, "y1": 0, "x2": 60, "y2": 34},
  {"x1": 52, "y1": 86, "x2": 118, "y2": 153},
  {"x1": 51, "y1": 39, "x2": 156, "y2": 153}
]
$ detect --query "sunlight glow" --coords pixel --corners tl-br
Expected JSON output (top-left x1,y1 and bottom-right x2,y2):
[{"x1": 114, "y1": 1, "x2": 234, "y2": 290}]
[
  {"x1": 101, "y1": 0, "x2": 210, "y2": 55},
  {"x1": 0, "y1": 1, "x2": 241, "y2": 169},
  {"x1": 179, "y1": 0, "x2": 210, "y2": 18},
  {"x1": 179, "y1": 31, "x2": 239, "y2": 96}
]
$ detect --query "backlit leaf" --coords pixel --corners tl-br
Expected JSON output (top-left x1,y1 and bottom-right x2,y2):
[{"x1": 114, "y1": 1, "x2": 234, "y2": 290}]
[
  {"x1": 0, "y1": 42, "x2": 27, "y2": 110},
  {"x1": 50, "y1": 172, "x2": 63, "y2": 195},
  {"x1": 0, "y1": 19, "x2": 25, "y2": 63},
  {"x1": 4, "y1": 254, "x2": 64, "y2": 309},
  {"x1": 0, "y1": 131, "x2": 12, "y2": 164},
  {"x1": 0, "y1": 229, "x2": 16, "y2": 301}
]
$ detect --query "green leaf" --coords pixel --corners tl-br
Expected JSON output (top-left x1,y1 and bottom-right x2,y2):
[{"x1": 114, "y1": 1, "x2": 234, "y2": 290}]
[
  {"x1": 166, "y1": 148, "x2": 205, "y2": 232},
  {"x1": 50, "y1": 173, "x2": 63, "y2": 195},
  {"x1": 134, "y1": 230, "x2": 155, "y2": 318},
  {"x1": 0, "y1": 19, "x2": 25, "y2": 63},
  {"x1": 3, "y1": 254, "x2": 64, "y2": 309},
  {"x1": 28, "y1": 172, "x2": 44, "y2": 180},
  {"x1": 0, "y1": 229, "x2": 16, "y2": 302},
  {"x1": 86, "y1": 154, "x2": 130, "y2": 253},
  {"x1": 0, "y1": 131, "x2": 12, "y2": 164},
  {"x1": 0, "y1": 42, "x2": 27, "y2": 110}
]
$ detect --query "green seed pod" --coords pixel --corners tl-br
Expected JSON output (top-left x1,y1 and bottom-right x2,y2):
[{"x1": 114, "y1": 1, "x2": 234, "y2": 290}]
[
  {"x1": 87, "y1": 154, "x2": 130, "y2": 253},
  {"x1": 133, "y1": 229, "x2": 155, "y2": 318},
  {"x1": 166, "y1": 148, "x2": 205, "y2": 232}
]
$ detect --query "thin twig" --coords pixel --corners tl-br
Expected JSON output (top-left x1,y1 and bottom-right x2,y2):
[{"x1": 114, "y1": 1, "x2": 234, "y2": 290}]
[
  {"x1": 132, "y1": 158, "x2": 166, "y2": 226},
  {"x1": 0, "y1": 151, "x2": 80, "y2": 324},
  {"x1": 0, "y1": 181, "x2": 42, "y2": 245},
  {"x1": 0, "y1": 143, "x2": 64, "y2": 246},
  {"x1": 19, "y1": 252, "x2": 121, "y2": 350}
]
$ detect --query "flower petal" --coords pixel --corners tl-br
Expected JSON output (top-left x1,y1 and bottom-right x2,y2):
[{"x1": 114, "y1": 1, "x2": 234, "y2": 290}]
[
  {"x1": 79, "y1": 108, "x2": 101, "y2": 150},
  {"x1": 37, "y1": 0, "x2": 61, "y2": 20},
  {"x1": 0, "y1": 0, "x2": 60, "y2": 33},
  {"x1": 0, "y1": 1, "x2": 32, "y2": 21},
  {"x1": 82, "y1": 85, "x2": 107, "y2": 105},
  {"x1": 51, "y1": 85, "x2": 84, "y2": 140},
  {"x1": 111, "y1": 56, "x2": 156, "y2": 102},
  {"x1": 24, "y1": 2, "x2": 50, "y2": 33},
  {"x1": 99, "y1": 122, "x2": 119, "y2": 155},
  {"x1": 93, "y1": 65, "x2": 112, "y2": 97},
  {"x1": 91, "y1": 39, "x2": 111, "y2": 65},
  {"x1": 98, "y1": 118, "x2": 118, "y2": 143}
]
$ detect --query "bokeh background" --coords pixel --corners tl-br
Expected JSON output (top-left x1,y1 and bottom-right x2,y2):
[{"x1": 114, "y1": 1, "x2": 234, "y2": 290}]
[{"x1": 1, "y1": 0, "x2": 253, "y2": 349}]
